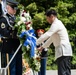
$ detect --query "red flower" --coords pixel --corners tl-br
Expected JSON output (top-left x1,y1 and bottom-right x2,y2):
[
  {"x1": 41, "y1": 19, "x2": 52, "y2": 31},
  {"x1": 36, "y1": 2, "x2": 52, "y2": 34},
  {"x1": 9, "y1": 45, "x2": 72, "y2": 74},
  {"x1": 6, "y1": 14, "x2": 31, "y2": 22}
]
[
  {"x1": 23, "y1": 10, "x2": 26, "y2": 13},
  {"x1": 36, "y1": 57, "x2": 41, "y2": 62},
  {"x1": 25, "y1": 22, "x2": 31, "y2": 25},
  {"x1": 22, "y1": 14, "x2": 24, "y2": 17}
]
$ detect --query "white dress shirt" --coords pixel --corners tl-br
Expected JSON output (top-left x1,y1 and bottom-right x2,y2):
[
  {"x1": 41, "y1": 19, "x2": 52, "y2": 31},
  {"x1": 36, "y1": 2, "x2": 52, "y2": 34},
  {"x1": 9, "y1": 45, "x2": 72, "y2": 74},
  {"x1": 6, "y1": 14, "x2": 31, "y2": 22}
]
[{"x1": 36, "y1": 18, "x2": 72, "y2": 59}]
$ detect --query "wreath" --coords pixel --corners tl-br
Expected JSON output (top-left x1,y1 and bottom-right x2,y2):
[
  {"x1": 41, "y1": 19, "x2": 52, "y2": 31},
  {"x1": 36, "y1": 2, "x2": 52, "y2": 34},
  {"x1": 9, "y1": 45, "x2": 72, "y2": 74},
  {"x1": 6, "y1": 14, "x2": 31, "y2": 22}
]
[{"x1": 14, "y1": 7, "x2": 41, "y2": 72}]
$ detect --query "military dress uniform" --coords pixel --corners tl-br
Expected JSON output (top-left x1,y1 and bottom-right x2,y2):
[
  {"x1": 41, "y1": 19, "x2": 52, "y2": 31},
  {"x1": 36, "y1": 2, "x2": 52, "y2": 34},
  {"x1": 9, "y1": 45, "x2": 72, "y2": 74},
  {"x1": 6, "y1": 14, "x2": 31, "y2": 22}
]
[
  {"x1": 0, "y1": 14, "x2": 22, "y2": 75},
  {"x1": 0, "y1": 0, "x2": 22, "y2": 75}
]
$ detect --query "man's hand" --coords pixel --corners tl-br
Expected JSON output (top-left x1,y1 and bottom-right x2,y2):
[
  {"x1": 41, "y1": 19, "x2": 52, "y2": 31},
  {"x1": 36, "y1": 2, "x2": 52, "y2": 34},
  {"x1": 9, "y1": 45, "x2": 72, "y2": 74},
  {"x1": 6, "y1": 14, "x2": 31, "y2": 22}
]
[
  {"x1": 0, "y1": 38, "x2": 2, "y2": 43},
  {"x1": 37, "y1": 46, "x2": 44, "y2": 52}
]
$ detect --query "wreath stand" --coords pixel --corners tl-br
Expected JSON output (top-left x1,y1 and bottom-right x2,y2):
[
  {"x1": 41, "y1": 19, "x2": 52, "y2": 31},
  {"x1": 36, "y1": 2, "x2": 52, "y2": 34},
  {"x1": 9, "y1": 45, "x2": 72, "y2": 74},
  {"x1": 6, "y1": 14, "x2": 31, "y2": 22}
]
[{"x1": 0, "y1": 43, "x2": 38, "y2": 75}]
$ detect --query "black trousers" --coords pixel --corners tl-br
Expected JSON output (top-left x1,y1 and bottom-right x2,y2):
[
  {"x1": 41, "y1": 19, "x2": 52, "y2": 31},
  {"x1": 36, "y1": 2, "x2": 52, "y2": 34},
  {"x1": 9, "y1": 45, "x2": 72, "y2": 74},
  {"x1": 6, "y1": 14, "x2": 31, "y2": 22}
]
[{"x1": 56, "y1": 56, "x2": 71, "y2": 75}]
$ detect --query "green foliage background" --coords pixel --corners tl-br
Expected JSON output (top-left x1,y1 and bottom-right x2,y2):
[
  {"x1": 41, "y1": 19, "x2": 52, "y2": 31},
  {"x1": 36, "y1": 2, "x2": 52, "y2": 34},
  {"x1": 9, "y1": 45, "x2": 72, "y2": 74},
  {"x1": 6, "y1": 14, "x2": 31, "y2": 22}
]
[{"x1": 16, "y1": 0, "x2": 76, "y2": 70}]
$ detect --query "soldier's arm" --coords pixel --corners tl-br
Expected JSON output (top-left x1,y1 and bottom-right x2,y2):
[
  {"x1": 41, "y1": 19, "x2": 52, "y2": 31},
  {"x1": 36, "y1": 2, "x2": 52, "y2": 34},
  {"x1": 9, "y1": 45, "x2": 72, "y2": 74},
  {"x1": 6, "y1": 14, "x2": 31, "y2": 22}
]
[
  {"x1": 0, "y1": 17, "x2": 10, "y2": 37},
  {"x1": 0, "y1": 3, "x2": 2, "y2": 16}
]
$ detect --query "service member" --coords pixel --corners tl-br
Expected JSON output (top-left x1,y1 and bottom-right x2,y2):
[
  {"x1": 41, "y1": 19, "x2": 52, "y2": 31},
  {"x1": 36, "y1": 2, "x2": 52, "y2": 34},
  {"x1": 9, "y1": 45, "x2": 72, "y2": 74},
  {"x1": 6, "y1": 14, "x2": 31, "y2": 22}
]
[
  {"x1": 37, "y1": 29, "x2": 48, "y2": 75},
  {"x1": 0, "y1": 0, "x2": 22, "y2": 75}
]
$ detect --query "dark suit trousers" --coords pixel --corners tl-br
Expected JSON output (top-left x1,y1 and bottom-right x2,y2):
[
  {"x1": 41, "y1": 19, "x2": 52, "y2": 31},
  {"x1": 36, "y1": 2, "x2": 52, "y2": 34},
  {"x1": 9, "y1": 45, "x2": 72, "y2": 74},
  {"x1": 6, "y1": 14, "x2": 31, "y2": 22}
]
[{"x1": 56, "y1": 56, "x2": 71, "y2": 75}]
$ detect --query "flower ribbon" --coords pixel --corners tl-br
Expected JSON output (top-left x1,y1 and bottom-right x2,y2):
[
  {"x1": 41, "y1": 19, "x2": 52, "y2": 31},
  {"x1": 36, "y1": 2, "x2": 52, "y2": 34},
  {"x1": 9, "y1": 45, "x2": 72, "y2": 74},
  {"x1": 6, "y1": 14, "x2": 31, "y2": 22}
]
[{"x1": 19, "y1": 29, "x2": 36, "y2": 57}]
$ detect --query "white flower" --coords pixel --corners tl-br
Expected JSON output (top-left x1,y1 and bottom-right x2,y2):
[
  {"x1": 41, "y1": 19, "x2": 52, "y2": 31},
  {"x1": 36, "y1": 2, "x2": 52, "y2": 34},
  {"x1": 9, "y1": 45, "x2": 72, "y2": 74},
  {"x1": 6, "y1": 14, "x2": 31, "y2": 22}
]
[
  {"x1": 26, "y1": 45, "x2": 30, "y2": 49},
  {"x1": 17, "y1": 21, "x2": 23, "y2": 25},
  {"x1": 26, "y1": 17, "x2": 31, "y2": 22},
  {"x1": 24, "y1": 12, "x2": 30, "y2": 17},
  {"x1": 27, "y1": 24, "x2": 31, "y2": 27},
  {"x1": 34, "y1": 54, "x2": 37, "y2": 58},
  {"x1": 22, "y1": 29, "x2": 26, "y2": 32},
  {"x1": 30, "y1": 27, "x2": 33, "y2": 29},
  {"x1": 36, "y1": 62, "x2": 40, "y2": 66},
  {"x1": 20, "y1": 17, "x2": 26, "y2": 23},
  {"x1": 20, "y1": 10, "x2": 24, "y2": 16},
  {"x1": 34, "y1": 51, "x2": 40, "y2": 59}
]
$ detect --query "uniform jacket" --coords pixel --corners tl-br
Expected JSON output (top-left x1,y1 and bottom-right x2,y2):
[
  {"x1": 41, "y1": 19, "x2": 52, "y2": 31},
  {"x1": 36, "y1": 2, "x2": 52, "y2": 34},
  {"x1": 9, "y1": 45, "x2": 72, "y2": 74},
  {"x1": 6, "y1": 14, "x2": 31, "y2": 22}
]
[
  {"x1": 0, "y1": 14, "x2": 21, "y2": 53},
  {"x1": 36, "y1": 18, "x2": 72, "y2": 59}
]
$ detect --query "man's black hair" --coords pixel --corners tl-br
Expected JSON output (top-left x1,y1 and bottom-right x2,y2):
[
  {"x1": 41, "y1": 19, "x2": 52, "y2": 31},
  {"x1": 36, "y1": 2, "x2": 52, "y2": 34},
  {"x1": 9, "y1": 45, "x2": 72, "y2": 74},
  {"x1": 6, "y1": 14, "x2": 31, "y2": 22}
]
[{"x1": 45, "y1": 9, "x2": 57, "y2": 16}]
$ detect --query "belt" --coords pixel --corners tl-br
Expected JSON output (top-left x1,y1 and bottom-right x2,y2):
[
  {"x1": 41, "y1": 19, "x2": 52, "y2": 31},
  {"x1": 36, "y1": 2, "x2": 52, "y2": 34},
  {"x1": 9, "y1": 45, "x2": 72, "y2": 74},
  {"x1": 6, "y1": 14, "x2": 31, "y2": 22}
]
[
  {"x1": 1, "y1": 36, "x2": 9, "y2": 39},
  {"x1": 0, "y1": 36, "x2": 18, "y2": 41},
  {"x1": 0, "y1": 37, "x2": 7, "y2": 43}
]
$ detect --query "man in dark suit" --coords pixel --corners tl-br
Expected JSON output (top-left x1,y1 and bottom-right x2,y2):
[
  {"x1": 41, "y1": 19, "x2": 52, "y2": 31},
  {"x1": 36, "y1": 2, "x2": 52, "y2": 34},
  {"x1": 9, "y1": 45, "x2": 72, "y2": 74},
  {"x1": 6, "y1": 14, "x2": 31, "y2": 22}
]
[{"x1": 0, "y1": 0, "x2": 22, "y2": 75}]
